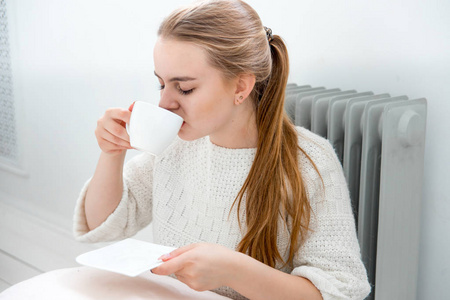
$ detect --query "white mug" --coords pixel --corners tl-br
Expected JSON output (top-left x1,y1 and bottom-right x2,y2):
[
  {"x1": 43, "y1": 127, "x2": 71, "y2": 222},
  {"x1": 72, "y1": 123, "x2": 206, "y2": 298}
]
[{"x1": 127, "y1": 101, "x2": 183, "y2": 155}]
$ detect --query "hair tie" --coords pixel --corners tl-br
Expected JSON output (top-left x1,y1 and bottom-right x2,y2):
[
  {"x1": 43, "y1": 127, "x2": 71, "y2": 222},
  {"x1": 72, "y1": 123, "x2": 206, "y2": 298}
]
[{"x1": 264, "y1": 26, "x2": 273, "y2": 43}]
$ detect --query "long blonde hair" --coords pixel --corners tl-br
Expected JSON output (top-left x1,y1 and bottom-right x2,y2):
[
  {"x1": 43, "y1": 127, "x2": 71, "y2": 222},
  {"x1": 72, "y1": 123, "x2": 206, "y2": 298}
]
[{"x1": 158, "y1": 0, "x2": 315, "y2": 268}]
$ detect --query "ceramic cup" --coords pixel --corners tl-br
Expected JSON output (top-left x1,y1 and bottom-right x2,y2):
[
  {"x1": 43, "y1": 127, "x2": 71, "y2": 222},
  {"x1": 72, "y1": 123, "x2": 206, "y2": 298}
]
[{"x1": 127, "y1": 101, "x2": 183, "y2": 155}]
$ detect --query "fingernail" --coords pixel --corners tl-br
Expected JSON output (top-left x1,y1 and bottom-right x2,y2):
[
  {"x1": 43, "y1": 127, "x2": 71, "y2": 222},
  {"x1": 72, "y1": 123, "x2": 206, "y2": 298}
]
[
  {"x1": 158, "y1": 253, "x2": 171, "y2": 262},
  {"x1": 128, "y1": 101, "x2": 136, "y2": 112}
]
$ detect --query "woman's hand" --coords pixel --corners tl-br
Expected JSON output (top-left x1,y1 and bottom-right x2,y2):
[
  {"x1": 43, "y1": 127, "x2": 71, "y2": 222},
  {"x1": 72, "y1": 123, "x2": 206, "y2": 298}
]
[
  {"x1": 95, "y1": 104, "x2": 134, "y2": 155},
  {"x1": 152, "y1": 243, "x2": 323, "y2": 300},
  {"x1": 151, "y1": 243, "x2": 238, "y2": 292}
]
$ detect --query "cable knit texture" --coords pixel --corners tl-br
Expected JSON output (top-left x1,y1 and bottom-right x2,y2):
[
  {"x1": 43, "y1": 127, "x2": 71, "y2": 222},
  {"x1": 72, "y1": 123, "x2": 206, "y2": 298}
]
[{"x1": 73, "y1": 127, "x2": 371, "y2": 300}]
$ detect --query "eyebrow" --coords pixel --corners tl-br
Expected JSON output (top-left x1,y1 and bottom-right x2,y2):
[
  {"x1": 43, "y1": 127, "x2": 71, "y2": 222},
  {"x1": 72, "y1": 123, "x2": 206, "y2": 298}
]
[{"x1": 154, "y1": 71, "x2": 197, "y2": 82}]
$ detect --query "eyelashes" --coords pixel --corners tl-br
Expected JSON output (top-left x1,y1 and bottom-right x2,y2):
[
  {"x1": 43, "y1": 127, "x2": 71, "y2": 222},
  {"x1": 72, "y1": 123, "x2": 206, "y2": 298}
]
[
  {"x1": 158, "y1": 85, "x2": 194, "y2": 96},
  {"x1": 177, "y1": 86, "x2": 194, "y2": 95}
]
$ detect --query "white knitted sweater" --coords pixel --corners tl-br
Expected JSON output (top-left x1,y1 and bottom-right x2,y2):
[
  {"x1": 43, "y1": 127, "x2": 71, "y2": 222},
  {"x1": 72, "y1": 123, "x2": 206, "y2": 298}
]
[{"x1": 74, "y1": 127, "x2": 371, "y2": 300}]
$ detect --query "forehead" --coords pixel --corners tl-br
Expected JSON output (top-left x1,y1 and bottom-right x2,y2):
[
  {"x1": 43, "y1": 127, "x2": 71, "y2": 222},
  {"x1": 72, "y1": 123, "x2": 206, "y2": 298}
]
[{"x1": 153, "y1": 37, "x2": 211, "y2": 79}]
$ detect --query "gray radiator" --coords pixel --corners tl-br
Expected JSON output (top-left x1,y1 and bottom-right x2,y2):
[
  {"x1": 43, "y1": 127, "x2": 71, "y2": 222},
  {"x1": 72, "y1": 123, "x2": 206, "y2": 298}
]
[{"x1": 285, "y1": 83, "x2": 427, "y2": 300}]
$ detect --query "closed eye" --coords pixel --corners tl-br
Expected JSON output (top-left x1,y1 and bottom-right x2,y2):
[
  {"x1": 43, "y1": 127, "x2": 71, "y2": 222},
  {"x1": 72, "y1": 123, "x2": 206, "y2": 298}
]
[
  {"x1": 177, "y1": 86, "x2": 194, "y2": 96},
  {"x1": 157, "y1": 82, "x2": 194, "y2": 96}
]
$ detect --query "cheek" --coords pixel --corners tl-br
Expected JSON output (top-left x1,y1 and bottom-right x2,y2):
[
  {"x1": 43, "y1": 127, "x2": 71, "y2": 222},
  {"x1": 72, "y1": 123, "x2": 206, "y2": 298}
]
[
  {"x1": 178, "y1": 94, "x2": 233, "y2": 141},
  {"x1": 201, "y1": 96, "x2": 234, "y2": 127},
  {"x1": 191, "y1": 91, "x2": 232, "y2": 121}
]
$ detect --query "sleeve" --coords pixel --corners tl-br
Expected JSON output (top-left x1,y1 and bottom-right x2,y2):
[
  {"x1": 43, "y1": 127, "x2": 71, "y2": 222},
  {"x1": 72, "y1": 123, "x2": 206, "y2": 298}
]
[
  {"x1": 73, "y1": 153, "x2": 155, "y2": 243},
  {"x1": 291, "y1": 138, "x2": 371, "y2": 300}
]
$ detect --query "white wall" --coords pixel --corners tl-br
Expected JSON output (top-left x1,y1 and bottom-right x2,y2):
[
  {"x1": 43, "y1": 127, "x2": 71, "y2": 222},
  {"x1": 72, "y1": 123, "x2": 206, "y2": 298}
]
[{"x1": 0, "y1": 0, "x2": 449, "y2": 298}]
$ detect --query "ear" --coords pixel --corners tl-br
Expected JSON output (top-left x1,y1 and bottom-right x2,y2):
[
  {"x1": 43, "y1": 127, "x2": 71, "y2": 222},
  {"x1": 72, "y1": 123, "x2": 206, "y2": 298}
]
[{"x1": 234, "y1": 73, "x2": 256, "y2": 105}]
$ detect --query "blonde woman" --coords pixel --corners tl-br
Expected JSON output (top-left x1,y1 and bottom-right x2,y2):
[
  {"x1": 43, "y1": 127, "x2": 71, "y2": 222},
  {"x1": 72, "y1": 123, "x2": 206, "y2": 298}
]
[{"x1": 74, "y1": 0, "x2": 371, "y2": 299}]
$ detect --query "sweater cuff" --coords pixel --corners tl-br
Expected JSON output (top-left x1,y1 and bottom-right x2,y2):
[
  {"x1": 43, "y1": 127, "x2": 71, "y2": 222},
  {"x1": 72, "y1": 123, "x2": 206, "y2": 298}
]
[{"x1": 73, "y1": 178, "x2": 130, "y2": 243}]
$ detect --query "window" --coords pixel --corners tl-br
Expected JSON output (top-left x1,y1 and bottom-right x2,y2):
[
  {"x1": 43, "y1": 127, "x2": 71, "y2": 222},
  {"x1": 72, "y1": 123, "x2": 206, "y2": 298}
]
[{"x1": 0, "y1": 0, "x2": 18, "y2": 165}]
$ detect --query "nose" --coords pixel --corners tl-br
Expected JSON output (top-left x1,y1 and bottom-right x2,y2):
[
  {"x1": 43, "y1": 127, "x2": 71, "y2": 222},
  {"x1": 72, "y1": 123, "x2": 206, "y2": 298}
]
[{"x1": 158, "y1": 89, "x2": 180, "y2": 112}]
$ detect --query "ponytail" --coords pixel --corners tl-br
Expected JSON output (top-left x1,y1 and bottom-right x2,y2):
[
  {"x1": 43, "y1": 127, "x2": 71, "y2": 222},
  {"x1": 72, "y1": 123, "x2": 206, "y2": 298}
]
[{"x1": 233, "y1": 36, "x2": 312, "y2": 268}]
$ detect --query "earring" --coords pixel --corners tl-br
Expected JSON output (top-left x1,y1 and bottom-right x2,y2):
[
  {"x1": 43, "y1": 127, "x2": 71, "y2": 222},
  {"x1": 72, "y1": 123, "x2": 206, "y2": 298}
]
[{"x1": 236, "y1": 95, "x2": 243, "y2": 104}]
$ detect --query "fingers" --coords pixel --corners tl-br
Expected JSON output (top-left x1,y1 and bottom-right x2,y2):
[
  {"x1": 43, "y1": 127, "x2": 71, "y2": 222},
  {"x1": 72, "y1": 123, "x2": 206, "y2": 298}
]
[
  {"x1": 160, "y1": 243, "x2": 197, "y2": 261},
  {"x1": 99, "y1": 128, "x2": 130, "y2": 148},
  {"x1": 152, "y1": 244, "x2": 199, "y2": 275},
  {"x1": 106, "y1": 107, "x2": 131, "y2": 124},
  {"x1": 152, "y1": 255, "x2": 186, "y2": 276},
  {"x1": 151, "y1": 243, "x2": 231, "y2": 292},
  {"x1": 104, "y1": 118, "x2": 130, "y2": 143},
  {"x1": 95, "y1": 107, "x2": 132, "y2": 153}
]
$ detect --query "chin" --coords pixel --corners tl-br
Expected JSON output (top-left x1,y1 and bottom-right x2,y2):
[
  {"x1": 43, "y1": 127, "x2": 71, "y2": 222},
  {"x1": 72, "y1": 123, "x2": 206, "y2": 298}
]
[{"x1": 177, "y1": 127, "x2": 204, "y2": 142}]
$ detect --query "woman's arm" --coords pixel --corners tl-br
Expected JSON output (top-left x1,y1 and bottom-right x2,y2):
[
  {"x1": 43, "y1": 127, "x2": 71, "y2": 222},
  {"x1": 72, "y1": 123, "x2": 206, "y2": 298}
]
[
  {"x1": 84, "y1": 150, "x2": 127, "y2": 230},
  {"x1": 84, "y1": 107, "x2": 132, "y2": 230},
  {"x1": 152, "y1": 243, "x2": 322, "y2": 300},
  {"x1": 74, "y1": 104, "x2": 155, "y2": 242},
  {"x1": 229, "y1": 251, "x2": 322, "y2": 300},
  {"x1": 74, "y1": 151, "x2": 155, "y2": 242}
]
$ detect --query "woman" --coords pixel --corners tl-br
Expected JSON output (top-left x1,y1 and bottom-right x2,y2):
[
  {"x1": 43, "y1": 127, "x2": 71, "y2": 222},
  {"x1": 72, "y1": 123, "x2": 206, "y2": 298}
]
[{"x1": 74, "y1": 0, "x2": 371, "y2": 299}]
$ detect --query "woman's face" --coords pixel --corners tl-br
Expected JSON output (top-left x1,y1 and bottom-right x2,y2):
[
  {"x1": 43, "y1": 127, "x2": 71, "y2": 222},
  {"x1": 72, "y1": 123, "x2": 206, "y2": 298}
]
[{"x1": 153, "y1": 37, "x2": 242, "y2": 144}]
